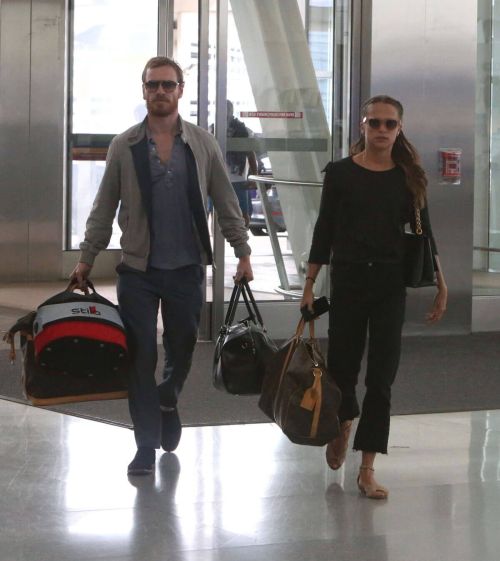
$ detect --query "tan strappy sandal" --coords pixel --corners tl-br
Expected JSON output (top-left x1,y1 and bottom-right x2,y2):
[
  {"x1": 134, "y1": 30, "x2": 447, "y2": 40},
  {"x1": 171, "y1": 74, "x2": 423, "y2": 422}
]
[
  {"x1": 357, "y1": 466, "x2": 389, "y2": 500},
  {"x1": 325, "y1": 420, "x2": 353, "y2": 470}
]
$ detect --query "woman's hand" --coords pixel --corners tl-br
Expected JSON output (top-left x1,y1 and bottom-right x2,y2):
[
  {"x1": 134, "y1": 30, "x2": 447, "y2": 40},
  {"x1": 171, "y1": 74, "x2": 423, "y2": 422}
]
[
  {"x1": 301, "y1": 266, "x2": 322, "y2": 314},
  {"x1": 426, "y1": 257, "x2": 447, "y2": 324},
  {"x1": 301, "y1": 286, "x2": 315, "y2": 313},
  {"x1": 426, "y1": 285, "x2": 447, "y2": 323}
]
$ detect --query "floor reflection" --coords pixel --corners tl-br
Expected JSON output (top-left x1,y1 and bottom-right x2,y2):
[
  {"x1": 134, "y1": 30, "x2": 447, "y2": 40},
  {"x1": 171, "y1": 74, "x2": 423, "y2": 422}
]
[{"x1": 1, "y1": 401, "x2": 500, "y2": 561}]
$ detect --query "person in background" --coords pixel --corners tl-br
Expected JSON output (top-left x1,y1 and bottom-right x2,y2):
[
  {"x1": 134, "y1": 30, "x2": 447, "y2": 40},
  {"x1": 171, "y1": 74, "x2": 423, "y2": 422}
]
[
  {"x1": 301, "y1": 95, "x2": 447, "y2": 499},
  {"x1": 71, "y1": 56, "x2": 253, "y2": 476},
  {"x1": 210, "y1": 100, "x2": 258, "y2": 227}
]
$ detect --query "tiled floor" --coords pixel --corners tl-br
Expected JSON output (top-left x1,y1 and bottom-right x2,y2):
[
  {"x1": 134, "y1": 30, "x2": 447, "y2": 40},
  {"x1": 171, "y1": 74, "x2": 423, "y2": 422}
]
[
  {"x1": 1, "y1": 257, "x2": 500, "y2": 560},
  {"x1": 0, "y1": 399, "x2": 499, "y2": 561}
]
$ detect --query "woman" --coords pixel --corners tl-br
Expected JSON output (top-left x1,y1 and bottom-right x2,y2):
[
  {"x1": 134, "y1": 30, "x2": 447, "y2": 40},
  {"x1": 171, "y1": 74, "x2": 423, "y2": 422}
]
[{"x1": 301, "y1": 95, "x2": 447, "y2": 499}]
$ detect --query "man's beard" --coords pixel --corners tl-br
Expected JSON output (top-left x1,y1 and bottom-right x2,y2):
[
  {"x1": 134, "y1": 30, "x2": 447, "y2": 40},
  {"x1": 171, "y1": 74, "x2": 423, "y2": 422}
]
[{"x1": 147, "y1": 97, "x2": 177, "y2": 117}]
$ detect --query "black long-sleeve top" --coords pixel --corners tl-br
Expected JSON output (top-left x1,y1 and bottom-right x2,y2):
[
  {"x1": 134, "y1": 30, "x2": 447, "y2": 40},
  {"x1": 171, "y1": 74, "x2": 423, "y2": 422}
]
[{"x1": 308, "y1": 157, "x2": 438, "y2": 265}]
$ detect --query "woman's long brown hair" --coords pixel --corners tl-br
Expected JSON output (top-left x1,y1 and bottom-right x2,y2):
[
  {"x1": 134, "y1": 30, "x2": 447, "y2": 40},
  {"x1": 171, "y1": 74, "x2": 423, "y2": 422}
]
[{"x1": 350, "y1": 95, "x2": 427, "y2": 208}]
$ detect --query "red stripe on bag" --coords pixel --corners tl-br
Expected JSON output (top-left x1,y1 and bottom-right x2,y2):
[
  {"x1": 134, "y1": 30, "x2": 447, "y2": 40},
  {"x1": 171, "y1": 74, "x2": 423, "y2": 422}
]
[{"x1": 34, "y1": 321, "x2": 127, "y2": 356}]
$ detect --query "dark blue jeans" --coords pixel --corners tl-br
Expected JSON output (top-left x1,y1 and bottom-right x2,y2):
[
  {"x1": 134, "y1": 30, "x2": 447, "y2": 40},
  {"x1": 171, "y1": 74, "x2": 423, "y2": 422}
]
[
  {"x1": 233, "y1": 182, "x2": 252, "y2": 216},
  {"x1": 117, "y1": 264, "x2": 204, "y2": 448},
  {"x1": 328, "y1": 262, "x2": 406, "y2": 454}
]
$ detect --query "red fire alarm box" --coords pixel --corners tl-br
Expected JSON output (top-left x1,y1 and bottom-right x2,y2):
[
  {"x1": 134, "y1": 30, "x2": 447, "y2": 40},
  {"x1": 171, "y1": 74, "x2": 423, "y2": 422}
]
[{"x1": 439, "y1": 148, "x2": 462, "y2": 184}]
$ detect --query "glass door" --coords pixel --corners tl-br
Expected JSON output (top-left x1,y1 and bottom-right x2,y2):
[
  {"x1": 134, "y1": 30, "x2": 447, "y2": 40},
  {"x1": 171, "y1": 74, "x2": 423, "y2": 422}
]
[
  {"x1": 68, "y1": 0, "x2": 211, "y2": 334},
  {"x1": 69, "y1": 0, "x2": 202, "y2": 249},
  {"x1": 212, "y1": 0, "x2": 353, "y2": 337},
  {"x1": 68, "y1": 0, "x2": 354, "y2": 339},
  {"x1": 69, "y1": 0, "x2": 159, "y2": 250}
]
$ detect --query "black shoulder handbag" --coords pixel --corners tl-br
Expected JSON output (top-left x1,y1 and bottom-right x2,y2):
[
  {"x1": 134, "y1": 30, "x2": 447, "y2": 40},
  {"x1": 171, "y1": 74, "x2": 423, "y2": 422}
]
[
  {"x1": 404, "y1": 205, "x2": 437, "y2": 288},
  {"x1": 213, "y1": 279, "x2": 277, "y2": 395}
]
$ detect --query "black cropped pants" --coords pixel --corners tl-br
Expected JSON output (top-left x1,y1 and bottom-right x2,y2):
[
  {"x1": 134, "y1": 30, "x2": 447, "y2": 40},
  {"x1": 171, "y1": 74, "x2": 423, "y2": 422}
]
[{"x1": 327, "y1": 261, "x2": 406, "y2": 454}]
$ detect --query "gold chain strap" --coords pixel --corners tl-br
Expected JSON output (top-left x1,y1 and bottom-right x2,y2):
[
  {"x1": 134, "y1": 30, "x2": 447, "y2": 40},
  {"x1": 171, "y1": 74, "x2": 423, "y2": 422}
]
[{"x1": 415, "y1": 205, "x2": 423, "y2": 235}]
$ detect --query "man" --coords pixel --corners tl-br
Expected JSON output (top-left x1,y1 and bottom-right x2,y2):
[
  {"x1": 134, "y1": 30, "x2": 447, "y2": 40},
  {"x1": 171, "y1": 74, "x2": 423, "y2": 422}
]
[
  {"x1": 226, "y1": 100, "x2": 258, "y2": 227},
  {"x1": 71, "y1": 56, "x2": 253, "y2": 476},
  {"x1": 209, "y1": 101, "x2": 258, "y2": 227}
]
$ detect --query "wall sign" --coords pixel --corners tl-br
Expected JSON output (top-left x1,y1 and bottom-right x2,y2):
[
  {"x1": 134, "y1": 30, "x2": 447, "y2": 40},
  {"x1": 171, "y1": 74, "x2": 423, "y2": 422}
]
[
  {"x1": 240, "y1": 111, "x2": 303, "y2": 119},
  {"x1": 439, "y1": 148, "x2": 462, "y2": 185}
]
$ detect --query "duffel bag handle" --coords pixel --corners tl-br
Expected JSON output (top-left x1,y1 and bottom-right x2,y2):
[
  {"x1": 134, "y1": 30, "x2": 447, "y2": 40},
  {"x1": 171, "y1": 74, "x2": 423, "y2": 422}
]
[
  {"x1": 295, "y1": 318, "x2": 323, "y2": 361},
  {"x1": 66, "y1": 278, "x2": 96, "y2": 296},
  {"x1": 223, "y1": 283, "x2": 243, "y2": 327},
  {"x1": 239, "y1": 279, "x2": 265, "y2": 327},
  {"x1": 295, "y1": 317, "x2": 316, "y2": 339},
  {"x1": 274, "y1": 317, "x2": 320, "y2": 401},
  {"x1": 223, "y1": 279, "x2": 264, "y2": 328}
]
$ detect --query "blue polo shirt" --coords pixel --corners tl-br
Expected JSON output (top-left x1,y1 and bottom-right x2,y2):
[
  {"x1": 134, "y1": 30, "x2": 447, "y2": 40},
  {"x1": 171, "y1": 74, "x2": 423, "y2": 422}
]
[{"x1": 147, "y1": 131, "x2": 201, "y2": 270}]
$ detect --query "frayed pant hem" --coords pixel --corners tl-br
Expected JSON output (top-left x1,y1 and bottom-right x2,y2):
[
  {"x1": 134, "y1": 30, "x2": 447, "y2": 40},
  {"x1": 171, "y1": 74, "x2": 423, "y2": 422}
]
[{"x1": 352, "y1": 447, "x2": 388, "y2": 455}]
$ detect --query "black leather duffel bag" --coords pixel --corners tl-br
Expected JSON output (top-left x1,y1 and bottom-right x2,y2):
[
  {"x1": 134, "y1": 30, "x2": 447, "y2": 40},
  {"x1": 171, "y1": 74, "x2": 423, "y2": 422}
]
[{"x1": 213, "y1": 279, "x2": 277, "y2": 395}]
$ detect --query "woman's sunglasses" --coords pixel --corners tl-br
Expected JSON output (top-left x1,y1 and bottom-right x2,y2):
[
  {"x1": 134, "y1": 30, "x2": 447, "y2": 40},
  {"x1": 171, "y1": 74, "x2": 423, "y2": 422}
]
[{"x1": 363, "y1": 117, "x2": 400, "y2": 131}]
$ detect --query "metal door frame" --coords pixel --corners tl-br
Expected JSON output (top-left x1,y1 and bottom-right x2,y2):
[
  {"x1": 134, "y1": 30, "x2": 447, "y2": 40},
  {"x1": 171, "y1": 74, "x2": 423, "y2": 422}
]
[
  {"x1": 62, "y1": 0, "x2": 365, "y2": 339},
  {"x1": 160, "y1": 0, "x2": 216, "y2": 340},
  {"x1": 205, "y1": 0, "x2": 366, "y2": 340}
]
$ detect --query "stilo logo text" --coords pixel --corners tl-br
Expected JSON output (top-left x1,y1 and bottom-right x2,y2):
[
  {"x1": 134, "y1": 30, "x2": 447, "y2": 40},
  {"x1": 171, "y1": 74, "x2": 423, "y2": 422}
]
[{"x1": 71, "y1": 306, "x2": 101, "y2": 316}]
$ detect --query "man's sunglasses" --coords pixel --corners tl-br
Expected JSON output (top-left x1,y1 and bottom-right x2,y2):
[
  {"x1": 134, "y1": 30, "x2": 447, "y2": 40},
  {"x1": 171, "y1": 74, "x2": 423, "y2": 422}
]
[
  {"x1": 143, "y1": 80, "x2": 182, "y2": 93},
  {"x1": 363, "y1": 117, "x2": 400, "y2": 131}
]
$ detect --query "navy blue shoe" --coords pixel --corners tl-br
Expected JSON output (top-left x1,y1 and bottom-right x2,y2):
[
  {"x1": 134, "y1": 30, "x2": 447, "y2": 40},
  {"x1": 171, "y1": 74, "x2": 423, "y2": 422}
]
[
  {"x1": 161, "y1": 408, "x2": 182, "y2": 452},
  {"x1": 127, "y1": 447, "x2": 155, "y2": 476}
]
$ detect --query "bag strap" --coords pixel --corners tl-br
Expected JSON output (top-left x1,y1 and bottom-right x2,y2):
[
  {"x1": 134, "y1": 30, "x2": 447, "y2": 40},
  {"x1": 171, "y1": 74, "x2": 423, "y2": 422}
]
[
  {"x1": 296, "y1": 317, "x2": 317, "y2": 342},
  {"x1": 224, "y1": 283, "x2": 243, "y2": 326},
  {"x1": 224, "y1": 279, "x2": 266, "y2": 328},
  {"x1": 275, "y1": 331, "x2": 300, "y2": 400},
  {"x1": 239, "y1": 288, "x2": 258, "y2": 324},
  {"x1": 414, "y1": 204, "x2": 423, "y2": 235},
  {"x1": 240, "y1": 279, "x2": 264, "y2": 326},
  {"x1": 274, "y1": 318, "x2": 308, "y2": 401},
  {"x1": 2, "y1": 310, "x2": 36, "y2": 363},
  {"x1": 295, "y1": 317, "x2": 306, "y2": 337}
]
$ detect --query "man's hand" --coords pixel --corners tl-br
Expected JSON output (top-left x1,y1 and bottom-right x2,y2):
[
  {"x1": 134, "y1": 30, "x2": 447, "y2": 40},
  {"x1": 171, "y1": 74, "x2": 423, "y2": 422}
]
[
  {"x1": 234, "y1": 255, "x2": 253, "y2": 283},
  {"x1": 70, "y1": 262, "x2": 92, "y2": 290}
]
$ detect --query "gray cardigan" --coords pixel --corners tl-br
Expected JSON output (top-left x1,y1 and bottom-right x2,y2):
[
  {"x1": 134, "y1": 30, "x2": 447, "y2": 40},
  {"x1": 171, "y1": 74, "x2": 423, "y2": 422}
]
[{"x1": 79, "y1": 116, "x2": 250, "y2": 271}]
